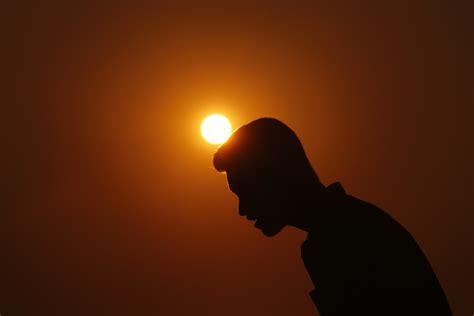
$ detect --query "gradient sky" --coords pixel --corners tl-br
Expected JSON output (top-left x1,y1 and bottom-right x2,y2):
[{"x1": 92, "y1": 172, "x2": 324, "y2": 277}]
[{"x1": 5, "y1": 1, "x2": 473, "y2": 315}]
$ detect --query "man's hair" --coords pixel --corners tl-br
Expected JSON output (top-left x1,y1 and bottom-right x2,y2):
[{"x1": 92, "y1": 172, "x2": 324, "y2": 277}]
[{"x1": 213, "y1": 118, "x2": 321, "y2": 185}]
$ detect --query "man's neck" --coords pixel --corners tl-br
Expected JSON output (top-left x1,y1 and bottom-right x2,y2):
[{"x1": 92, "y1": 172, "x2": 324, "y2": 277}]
[{"x1": 286, "y1": 184, "x2": 334, "y2": 233}]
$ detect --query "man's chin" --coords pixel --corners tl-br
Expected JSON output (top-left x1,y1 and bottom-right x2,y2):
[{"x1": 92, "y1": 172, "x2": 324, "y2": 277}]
[{"x1": 255, "y1": 220, "x2": 285, "y2": 237}]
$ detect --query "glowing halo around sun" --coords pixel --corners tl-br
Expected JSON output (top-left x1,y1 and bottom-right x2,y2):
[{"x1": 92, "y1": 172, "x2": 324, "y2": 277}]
[{"x1": 201, "y1": 114, "x2": 232, "y2": 144}]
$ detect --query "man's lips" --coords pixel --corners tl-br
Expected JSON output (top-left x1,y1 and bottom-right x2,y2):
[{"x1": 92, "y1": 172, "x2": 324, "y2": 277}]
[
  {"x1": 242, "y1": 213, "x2": 263, "y2": 229},
  {"x1": 245, "y1": 215, "x2": 257, "y2": 221},
  {"x1": 254, "y1": 219, "x2": 262, "y2": 228}
]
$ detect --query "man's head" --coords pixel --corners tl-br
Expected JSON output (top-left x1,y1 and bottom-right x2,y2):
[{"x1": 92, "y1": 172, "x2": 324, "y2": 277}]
[{"x1": 213, "y1": 118, "x2": 323, "y2": 236}]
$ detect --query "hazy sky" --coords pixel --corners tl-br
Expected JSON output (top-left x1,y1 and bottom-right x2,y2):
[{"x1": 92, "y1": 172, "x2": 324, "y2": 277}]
[{"x1": 5, "y1": 1, "x2": 473, "y2": 315}]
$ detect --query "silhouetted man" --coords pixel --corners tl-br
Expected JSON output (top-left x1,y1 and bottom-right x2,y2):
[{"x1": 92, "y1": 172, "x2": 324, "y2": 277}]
[{"x1": 213, "y1": 118, "x2": 452, "y2": 315}]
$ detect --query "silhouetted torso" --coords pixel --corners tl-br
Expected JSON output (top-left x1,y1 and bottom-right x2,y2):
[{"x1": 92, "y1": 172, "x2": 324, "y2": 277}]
[{"x1": 301, "y1": 182, "x2": 452, "y2": 315}]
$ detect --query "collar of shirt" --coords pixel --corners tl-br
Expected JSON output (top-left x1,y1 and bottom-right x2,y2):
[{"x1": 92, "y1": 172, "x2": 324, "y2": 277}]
[{"x1": 326, "y1": 181, "x2": 346, "y2": 196}]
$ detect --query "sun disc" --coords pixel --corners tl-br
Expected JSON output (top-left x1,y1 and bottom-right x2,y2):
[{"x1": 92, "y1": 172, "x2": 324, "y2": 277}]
[{"x1": 201, "y1": 114, "x2": 232, "y2": 144}]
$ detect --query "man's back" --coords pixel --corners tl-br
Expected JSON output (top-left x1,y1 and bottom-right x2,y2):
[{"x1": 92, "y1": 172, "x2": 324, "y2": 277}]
[{"x1": 301, "y1": 183, "x2": 452, "y2": 315}]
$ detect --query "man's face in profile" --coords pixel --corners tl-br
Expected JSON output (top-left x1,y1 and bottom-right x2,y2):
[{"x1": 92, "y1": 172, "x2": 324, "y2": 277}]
[{"x1": 225, "y1": 167, "x2": 287, "y2": 237}]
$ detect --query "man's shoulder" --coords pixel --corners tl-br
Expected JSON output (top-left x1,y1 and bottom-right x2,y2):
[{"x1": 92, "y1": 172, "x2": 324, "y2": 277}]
[
  {"x1": 302, "y1": 193, "x2": 414, "y2": 259},
  {"x1": 341, "y1": 193, "x2": 409, "y2": 235},
  {"x1": 324, "y1": 183, "x2": 393, "y2": 227}
]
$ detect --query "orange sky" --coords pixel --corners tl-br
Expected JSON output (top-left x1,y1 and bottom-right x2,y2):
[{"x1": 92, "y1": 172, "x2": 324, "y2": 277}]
[{"x1": 5, "y1": 2, "x2": 473, "y2": 315}]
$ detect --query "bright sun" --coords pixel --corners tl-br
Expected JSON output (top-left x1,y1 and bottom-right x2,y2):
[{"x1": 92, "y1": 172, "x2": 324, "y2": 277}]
[{"x1": 201, "y1": 114, "x2": 232, "y2": 144}]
